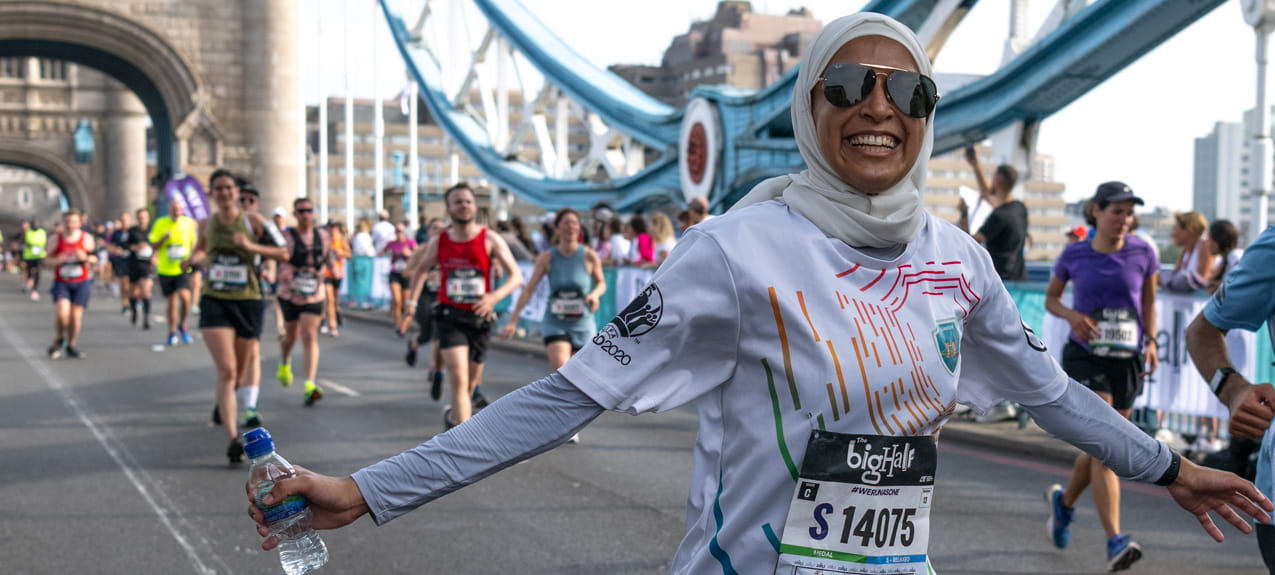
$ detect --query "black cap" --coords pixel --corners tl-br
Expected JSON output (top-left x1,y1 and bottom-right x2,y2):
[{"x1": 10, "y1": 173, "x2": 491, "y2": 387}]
[
  {"x1": 1093, "y1": 181, "x2": 1143, "y2": 206},
  {"x1": 239, "y1": 183, "x2": 259, "y2": 196}
]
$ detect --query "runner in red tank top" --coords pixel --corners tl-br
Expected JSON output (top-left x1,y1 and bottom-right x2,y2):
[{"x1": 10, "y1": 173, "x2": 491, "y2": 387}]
[
  {"x1": 405, "y1": 183, "x2": 523, "y2": 428},
  {"x1": 47, "y1": 208, "x2": 97, "y2": 359}
]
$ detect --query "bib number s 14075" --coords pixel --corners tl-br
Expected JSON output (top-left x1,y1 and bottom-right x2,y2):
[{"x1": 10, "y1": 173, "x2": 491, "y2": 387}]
[{"x1": 776, "y1": 432, "x2": 936, "y2": 574}]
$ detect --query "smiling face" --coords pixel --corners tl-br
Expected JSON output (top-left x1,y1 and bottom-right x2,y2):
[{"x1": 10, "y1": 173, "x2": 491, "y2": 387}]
[{"x1": 811, "y1": 36, "x2": 925, "y2": 195}]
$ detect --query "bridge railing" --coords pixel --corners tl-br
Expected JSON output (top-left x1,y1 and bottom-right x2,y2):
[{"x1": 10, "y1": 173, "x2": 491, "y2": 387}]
[{"x1": 339, "y1": 256, "x2": 1260, "y2": 442}]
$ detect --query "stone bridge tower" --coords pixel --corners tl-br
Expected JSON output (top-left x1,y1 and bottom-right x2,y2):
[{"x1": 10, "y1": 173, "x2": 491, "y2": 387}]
[{"x1": 0, "y1": 0, "x2": 301, "y2": 219}]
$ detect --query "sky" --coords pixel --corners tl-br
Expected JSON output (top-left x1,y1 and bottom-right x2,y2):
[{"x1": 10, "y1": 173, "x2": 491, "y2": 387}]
[{"x1": 306, "y1": 0, "x2": 1262, "y2": 212}]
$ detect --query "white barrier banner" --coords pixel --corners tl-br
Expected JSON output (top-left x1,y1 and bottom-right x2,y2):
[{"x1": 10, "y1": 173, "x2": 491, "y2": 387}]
[
  {"x1": 614, "y1": 267, "x2": 655, "y2": 312},
  {"x1": 505, "y1": 262, "x2": 550, "y2": 321},
  {"x1": 1041, "y1": 292, "x2": 1251, "y2": 417}
]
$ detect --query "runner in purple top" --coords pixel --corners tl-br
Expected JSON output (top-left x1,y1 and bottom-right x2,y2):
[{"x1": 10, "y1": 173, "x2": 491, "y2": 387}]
[
  {"x1": 380, "y1": 226, "x2": 416, "y2": 335},
  {"x1": 1043, "y1": 181, "x2": 1161, "y2": 571}
]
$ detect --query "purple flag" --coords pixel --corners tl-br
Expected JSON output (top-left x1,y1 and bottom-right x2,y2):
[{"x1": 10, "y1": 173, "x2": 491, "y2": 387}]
[{"x1": 165, "y1": 175, "x2": 210, "y2": 221}]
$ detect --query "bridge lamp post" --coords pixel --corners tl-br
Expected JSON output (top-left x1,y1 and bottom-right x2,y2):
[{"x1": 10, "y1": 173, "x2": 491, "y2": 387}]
[{"x1": 1243, "y1": 0, "x2": 1275, "y2": 241}]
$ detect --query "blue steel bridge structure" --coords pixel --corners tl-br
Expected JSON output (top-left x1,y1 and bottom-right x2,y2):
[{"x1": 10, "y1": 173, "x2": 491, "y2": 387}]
[{"x1": 377, "y1": 0, "x2": 1227, "y2": 213}]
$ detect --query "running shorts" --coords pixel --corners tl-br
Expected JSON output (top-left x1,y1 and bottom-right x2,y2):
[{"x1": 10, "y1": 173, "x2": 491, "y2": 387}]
[
  {"x1": 198, "y1": 296, "x2": 265, "y2": 340},
  {"x1": 435, "y1": 304, "x2": 492, "y2": 364},
  {"x1": 24, "y1": 258, "x2": 43, "y2": 273},
  {"x1": 279, "y1": 299, "x2": 324, "y2": 323},
  {"x1": 158, "y1": 273, "x2": 191, "y2": 297},
  {"x1": 1061, "y1": 341, "x2": 1144, "y2": 411},
  {"x1": 388, "y1": 272, "x2": 410, "y2": 288},
  {"x1": 128, "y1": 260, "x2": 153, "y2": 282},
  {"x1": 51, "y1": 280, "x2": 92, "y2": 307}
]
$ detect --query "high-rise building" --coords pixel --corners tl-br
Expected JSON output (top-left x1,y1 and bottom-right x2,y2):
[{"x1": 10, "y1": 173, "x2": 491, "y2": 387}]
[{"x1": 1193, "y1": 121, "x2": 1245, "y2": 230}]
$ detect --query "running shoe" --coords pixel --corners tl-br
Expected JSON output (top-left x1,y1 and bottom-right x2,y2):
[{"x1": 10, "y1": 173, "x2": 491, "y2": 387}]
[
  {"x1": 47, "y1": 341, "x2": 63, "y2": 359},
  {"x1": 443, "y1": 407, "x2": 456, "y2": 430},
  {"x1": 471, "y1": 389, "x2": 490, "y2": 410},
  {"x1": 277, "y1": 363, "x2": 294, "y2": 387},
  {"x1": 1106, "y1": 534, "x2": 1142, "y2": 572},
  {"x1": 430, "y1": 370, "x2": 443, "y2": 401},
  {"x1": 64, "y1": 346, "x2": 85, "y2": 359},
  {"x1": 179, "y1": 327, "x2": 193, "y2": 345},
  {"x1": 319, "y1": 320, "x2": 329, "y2": 335},
  {"x1": 211, "y1": 404, "x2": 222, "y2": 426},
  {"x1": 405, "y1": 341, "x2": 418, "y2": 367},
  {"x1": 131, "y1": 305, "x2": 137, "y2": 325},
  {"x1": 568, "y1": 433, "x2": 580, "y2": 444},
  {"x1": 242, "y1": 407, "x2": 261, "y2": 429},
  {"x1": 303, "y1": 380, "x2": 323, "y2": 406},
  {"x1": 166, "y1": 333, "x2": 180, "y2": 347},
  {"x1": 1045, "y1": 483, "x2": 1073, "y2": 549},
  {"x1": 29, "y1": 291, "x2": 39, "y2": 301},
  {"x1": 227, "y1": 438, "x2": 245, "y2": 464}
]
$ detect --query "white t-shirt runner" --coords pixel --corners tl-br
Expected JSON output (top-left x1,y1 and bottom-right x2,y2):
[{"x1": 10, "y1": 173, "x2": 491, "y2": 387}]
[{"x1": 559, "y1": 201, "x2": 1069, "y2": 575}]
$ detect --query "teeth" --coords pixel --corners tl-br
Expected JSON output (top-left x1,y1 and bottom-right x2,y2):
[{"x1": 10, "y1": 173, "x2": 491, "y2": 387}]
[{"x1": 848, "y1": 134, "x2": 898, "y2": 148}]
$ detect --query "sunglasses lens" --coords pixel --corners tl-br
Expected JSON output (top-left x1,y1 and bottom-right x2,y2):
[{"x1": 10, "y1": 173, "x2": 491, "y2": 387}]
[
  {"x1": 821, "y1": 63, "x2": 874, "y2": 109},
  {"x1": 297, "y1": 208, "x2": 313, "y2": 214},
  {"x1": 885, "y1": 71, "x2": 938, "y2": 118}
]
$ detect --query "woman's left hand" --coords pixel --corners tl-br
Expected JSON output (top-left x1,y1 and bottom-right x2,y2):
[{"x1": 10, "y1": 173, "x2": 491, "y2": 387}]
[{"x1": 1165, "y1": 457, "x2": 1273, "y2": 542}]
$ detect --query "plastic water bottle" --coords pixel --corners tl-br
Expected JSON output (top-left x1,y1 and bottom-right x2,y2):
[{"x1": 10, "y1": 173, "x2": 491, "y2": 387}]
[{"x1": 245, "y1": 428, "x2": 329, "y2": 574}]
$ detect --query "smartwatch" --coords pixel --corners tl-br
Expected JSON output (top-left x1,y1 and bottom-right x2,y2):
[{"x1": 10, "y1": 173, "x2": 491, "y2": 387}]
[{"x1": 1209, "y1": 367, "x2": 1238, "y2": 397}]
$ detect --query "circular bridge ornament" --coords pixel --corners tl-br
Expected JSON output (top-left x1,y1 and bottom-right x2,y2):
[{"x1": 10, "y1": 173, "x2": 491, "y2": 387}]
[{"x1": 679, "y1": 98, "x2": 722, "y2": 204}]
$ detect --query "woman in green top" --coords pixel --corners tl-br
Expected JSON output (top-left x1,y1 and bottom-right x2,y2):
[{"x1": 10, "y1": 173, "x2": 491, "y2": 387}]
[{"x1": 185, "y1": 169, "x2": 287, "y2": 463}]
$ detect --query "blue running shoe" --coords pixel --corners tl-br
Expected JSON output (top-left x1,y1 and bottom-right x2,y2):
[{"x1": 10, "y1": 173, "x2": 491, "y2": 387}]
[
  {"x1": 166, "y1": 333, "x2": 180, "y2": 347},
  {"x1": 1106, "y1": 534, "x2": 1142, "y2": 572},
  {"x1": 179, "y1": 327, "x2": 193, "y2": 345},
  {"x1": 1045, "y1": 484, "x2": 1073, "y2": 549}
]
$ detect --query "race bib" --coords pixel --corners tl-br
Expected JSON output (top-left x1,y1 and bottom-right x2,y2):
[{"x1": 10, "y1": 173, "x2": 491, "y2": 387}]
[
  {"x1": 549, "y1": 288, "x2": 587, "y2": 319},
  {"x1": 424, "y1": 269, "x2": 441, "y2": 293},
  {"x1": 59, "y1": 263, "x2": 84, "y2": 279},
  {"x1": 777, "y1": 432, "x2": 937, "y2": 575},
  {"x1": 30, "y1": 245, "x2": 44, "y2": 256},
  {"x1": 292, "y1": 271, "x2": 320, "y2": 296},
  {"x1": 135, "y1": 245, "x2": 154, "y2": 259},
  {"x1": 1090, "y1": 307, "x2": 1139, "y2": 358},
  {"x1": 392, "y1": 260, "x2": 407, "y2": 273},
  {"x1": 208, "y1": 255, "x2": 249, "y2": 291},
  {"x1": 166, "y1": 244, "x2": 188, "y2": 261},
  {"x1": 446, "y1": 268, "x2": 486, "y2": 304}
]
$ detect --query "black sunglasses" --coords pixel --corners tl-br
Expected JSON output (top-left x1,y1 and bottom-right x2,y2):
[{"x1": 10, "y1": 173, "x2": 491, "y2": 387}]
[
  {"x1": 819, "y1": 62, "x2": 939, "y2": 119},
  {"x1": 239, "y1": 196, "x2": 257, "y2": 204},
  {"x1": 296, "y1": 208, "x2": 314, "y2": 214}
]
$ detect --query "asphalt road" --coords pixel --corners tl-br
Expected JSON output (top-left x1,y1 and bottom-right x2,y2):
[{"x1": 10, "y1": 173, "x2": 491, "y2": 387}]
[{"x1": 0, "y1": 273, "x2": 1265, "y2": 574}]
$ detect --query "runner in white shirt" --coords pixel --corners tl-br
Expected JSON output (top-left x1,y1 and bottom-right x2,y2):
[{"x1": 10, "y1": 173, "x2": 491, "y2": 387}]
[{"x1": 248, "y1": 13, "x2": 1271, "y2": 573}]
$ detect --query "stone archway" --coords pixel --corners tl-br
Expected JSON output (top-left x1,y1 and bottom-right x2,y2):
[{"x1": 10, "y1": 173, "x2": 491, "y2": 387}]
[
  {"x1": 0, "y1": 139, "x2": 92, "y2": 215},
  {"x1": 0, "y1": 1, "x2": 207, "y2": 179}
]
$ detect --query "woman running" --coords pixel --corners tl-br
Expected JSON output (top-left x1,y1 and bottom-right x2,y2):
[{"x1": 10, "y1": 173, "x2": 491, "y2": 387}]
[
  {"x1": 381, "y1": 225, "x2": 415, "y2": 335},
  {"x1": 187, "y1": 168, "x2": 286, "y2": 463}
]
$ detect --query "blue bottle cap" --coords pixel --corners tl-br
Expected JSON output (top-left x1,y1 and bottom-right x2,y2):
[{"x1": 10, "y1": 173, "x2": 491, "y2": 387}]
[{"x1": 243, "y1": 428, "x2": 274, "y2": 459}]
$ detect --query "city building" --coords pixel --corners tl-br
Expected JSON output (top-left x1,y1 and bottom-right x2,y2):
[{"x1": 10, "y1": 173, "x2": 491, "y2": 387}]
[
  {"x1": 1193, "y1": 121, "x2": 1244, "y2": 229},
  {"x1": 608, "y1": 1, "x2": 823, "y2": 107}
]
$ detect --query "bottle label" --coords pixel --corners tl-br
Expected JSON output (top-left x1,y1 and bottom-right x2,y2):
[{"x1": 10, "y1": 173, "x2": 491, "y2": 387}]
[{"x1": 257, "y1": 482, "x2": 309, "y2": 523}]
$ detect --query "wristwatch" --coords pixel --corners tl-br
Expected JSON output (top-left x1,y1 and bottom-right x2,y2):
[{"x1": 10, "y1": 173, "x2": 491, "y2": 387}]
[{"x1": 1209, "y1": 367, "x2": 1238, "y2": 397}]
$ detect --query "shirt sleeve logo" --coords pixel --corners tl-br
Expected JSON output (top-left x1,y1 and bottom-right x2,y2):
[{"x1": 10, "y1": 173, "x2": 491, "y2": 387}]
[
  {"x1": 932, "y1": 318, "x2": 961, "y2": 375},
  {"x1": 609, "y1": 283, "x2": 663, "y2": 338}
]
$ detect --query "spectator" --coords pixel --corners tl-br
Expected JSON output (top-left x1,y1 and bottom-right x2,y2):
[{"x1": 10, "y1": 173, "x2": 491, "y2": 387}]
[
  {"x1": 1161, "y1": 211, "x2": 1214, "y2": 294},
  {"x1": 959, "y1": 146, "x2": 1026, "y2": 281},
  {"x1": 372, "y1": 210, "x2": 396, "y2": 254},
  {"x1": 646, "y1": 212, "x2": 677, "y2": 268}
]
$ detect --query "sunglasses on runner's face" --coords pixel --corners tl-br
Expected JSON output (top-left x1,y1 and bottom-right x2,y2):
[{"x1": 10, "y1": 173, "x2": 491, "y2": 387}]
[
  {"x1": 295, "y1": 208, "x2": 314, "y2": 214},
  {"x1": 819, "y1": 62, "x2": 939, "y2": 119},
  {"x1": 238, "y1": 196, "x2": 257, "y2": 205}
]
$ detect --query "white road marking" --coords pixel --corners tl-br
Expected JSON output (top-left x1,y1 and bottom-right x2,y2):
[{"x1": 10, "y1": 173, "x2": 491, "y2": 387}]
[
  {"x1": 318, "y1": 378, "x2": 361, "y2": 397},
  {"x1": 0, "y1": 316, "x2": 226, "y2": 575}
]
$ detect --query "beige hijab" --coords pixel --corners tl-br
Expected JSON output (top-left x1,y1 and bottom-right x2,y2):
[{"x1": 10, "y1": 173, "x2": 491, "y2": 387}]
[{"x1": 728, "y1": 12, "x2": 933, "y2": 248}]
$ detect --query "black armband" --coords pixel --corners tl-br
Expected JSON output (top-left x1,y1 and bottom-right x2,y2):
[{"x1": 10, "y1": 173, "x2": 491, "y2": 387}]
[{"x1": 1154, "y1": 449, "x2": 1181, "y2": 487}]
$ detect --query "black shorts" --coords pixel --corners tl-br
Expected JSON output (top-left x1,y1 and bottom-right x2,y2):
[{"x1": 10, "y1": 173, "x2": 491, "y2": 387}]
[
  {"x1": 279, "y1": 299, "x2": 325, "y2": 323},
  {"x1": 543, "y1": 333, "x2": 584, "y2": 353},
  {"x1": 324, "y1": 277, "x2": 342, "y2": 288},
  {"x1": 1061, "y1": 341, "x2": 1144, "y2": 411},
  {"x1": 1258, "y1": 523, "x2": 1275, "y2": 572},
  {"x1": 24, "y1": 258, "x2": 43, "y2": 273},
  {"x1": 389, "y1": 272, "x2": 409, "y2": 288},
  {"x1": 198, "y1": 296, "x2": 265, "y2": 340},
  {"x1": 435, "y1": 305, "x2": 492, "y2": 364},
  {"x1": 158, "y1": 273, "x2": 191, "y2": 297},
  {"x1": 110, "y1": 257, "x2": 130, "y2": 277},
  {"x1": 128, "y1": 260, "x2": 153, "y2": 282}
]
